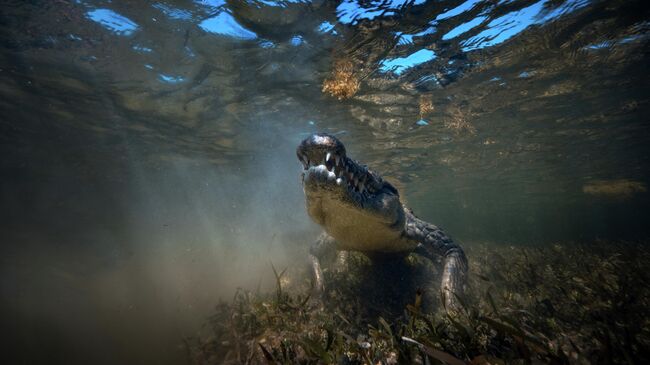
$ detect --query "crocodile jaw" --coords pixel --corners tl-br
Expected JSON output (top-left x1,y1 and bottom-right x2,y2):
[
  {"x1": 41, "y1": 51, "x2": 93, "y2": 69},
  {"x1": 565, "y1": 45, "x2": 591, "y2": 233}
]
[{"x1": 298, "y1": 134, "x2": 412, "y2": 252}]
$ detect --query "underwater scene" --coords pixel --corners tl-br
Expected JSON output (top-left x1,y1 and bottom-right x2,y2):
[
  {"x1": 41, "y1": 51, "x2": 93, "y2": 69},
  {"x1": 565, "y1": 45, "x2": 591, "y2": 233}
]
[{"x1": 1, "y1": 0, "x2": 649, "y2": 364}]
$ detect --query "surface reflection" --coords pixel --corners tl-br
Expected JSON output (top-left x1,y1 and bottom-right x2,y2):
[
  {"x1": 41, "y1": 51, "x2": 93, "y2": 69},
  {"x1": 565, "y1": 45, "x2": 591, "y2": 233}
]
[
  {"x1": 198, "y1": 11, "x2": 258, "y2": 39},
  {"x1": 86, "y1": 8, "x2": 139, "y2": 36},
  {"x1": 380, "y1": 48, "x2": 437, "y2": 74}
]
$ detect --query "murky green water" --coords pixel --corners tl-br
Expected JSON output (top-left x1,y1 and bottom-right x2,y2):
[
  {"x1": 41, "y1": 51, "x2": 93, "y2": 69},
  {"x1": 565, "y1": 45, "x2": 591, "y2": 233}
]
[{"x1": 1, "y1": 0, "x2": 648, "y2": 364}]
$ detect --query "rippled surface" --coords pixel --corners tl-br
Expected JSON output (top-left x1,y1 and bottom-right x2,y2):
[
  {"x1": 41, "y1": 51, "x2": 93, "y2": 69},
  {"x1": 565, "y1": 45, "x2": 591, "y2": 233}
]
[
  {"x1": 0, "y1": 0, "x2": 648, "y2": 363},
  {"x1": 2, "y1": 0, "x2": 648, "y2": 240}
]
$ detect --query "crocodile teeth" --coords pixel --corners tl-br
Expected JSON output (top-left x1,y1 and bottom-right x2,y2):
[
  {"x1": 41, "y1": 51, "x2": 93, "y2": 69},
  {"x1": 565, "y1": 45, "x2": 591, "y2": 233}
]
[
  {"x1": 326, "y1": 152, "x2": 331, "y2": 162},
  {"x1": 334, "y1": 156, "x2": 340, "y2": 166},
  {"x1": 336, "y1": 177, "x2": 343, "y2": 185}
]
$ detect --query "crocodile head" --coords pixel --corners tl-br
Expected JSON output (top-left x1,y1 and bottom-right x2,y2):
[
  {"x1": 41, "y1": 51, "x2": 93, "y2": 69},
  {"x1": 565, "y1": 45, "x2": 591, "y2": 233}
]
[{"x1": 297, "y1": 133, "x2": 410, "y2": 252}]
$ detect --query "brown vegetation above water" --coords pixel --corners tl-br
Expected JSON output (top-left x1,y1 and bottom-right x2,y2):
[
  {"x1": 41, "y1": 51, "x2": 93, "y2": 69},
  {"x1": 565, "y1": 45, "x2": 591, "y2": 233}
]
[
  {"x1": 188, "y1": 241, "x2": 649, "y2": 364},
  {"x1": 322, "y1": 60, "x2": 361, "y2": 100}
]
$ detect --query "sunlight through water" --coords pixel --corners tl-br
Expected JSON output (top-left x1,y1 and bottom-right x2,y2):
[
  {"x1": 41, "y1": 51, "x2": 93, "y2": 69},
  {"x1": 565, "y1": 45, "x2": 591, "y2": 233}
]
[{"x1": 1, "y1": 0, "x2": 648, "y2": 364}]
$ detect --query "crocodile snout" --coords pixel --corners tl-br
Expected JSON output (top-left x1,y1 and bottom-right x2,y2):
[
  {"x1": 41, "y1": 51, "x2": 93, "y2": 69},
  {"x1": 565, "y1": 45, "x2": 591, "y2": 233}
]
[{"x1": 297, "y1": 133, "x2": 346, "y2": 169}]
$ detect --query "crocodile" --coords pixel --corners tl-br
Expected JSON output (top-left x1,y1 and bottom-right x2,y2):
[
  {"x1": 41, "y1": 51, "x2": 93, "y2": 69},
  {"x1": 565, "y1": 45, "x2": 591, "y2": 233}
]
[{"x1": 297, "y1": 133, "x2": 468, "y2": 311}]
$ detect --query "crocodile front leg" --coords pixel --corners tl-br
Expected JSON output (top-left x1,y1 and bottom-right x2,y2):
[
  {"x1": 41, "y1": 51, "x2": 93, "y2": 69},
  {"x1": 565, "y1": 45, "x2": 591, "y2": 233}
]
[
  {"x1": 308, "y1": 231, "x2": 337, "y2": 298},
  {"x1": 405, "y1": 211, "x2": 468, "y2": 312}
]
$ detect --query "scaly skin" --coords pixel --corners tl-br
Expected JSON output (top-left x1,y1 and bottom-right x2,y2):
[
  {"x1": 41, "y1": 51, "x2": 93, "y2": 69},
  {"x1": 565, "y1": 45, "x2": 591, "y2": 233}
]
[{"x1": 297, "y1": 133, "x2": 467, "y2": 311}]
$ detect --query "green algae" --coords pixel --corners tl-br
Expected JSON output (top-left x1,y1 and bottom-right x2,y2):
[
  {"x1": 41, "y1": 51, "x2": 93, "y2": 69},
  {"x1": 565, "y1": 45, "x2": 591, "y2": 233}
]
[{"x1": 188, "y1": 241, "x2": 649, "y2": 364}]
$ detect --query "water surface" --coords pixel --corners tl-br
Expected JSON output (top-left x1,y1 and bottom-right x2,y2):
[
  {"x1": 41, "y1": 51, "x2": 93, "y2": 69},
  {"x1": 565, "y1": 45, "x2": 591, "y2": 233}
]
[{"x1": 0, "y1": 0, "x2": 648, "y2": 363}]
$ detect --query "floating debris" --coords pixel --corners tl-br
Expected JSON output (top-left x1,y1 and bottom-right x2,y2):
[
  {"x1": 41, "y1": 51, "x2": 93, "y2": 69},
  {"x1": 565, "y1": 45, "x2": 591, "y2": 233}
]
[
  {"x1": 583, "y1": 179, "x2": 647, "y2": 197},
  {"x1": 322, "y1": 59, "x2": 360, "y2": 100},
  {"x1": 419, "y1": 95, "x2": 434, "y2": 117},
  {"x1": 445, "y1": 105, "x2": 476, "y2": 134}
]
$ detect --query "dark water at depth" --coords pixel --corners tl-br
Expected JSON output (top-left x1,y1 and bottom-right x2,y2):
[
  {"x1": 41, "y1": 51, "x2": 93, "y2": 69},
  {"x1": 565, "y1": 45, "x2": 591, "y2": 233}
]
[{"x1": 1, "y1": 0, "x2": 648, "y2": 364}]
